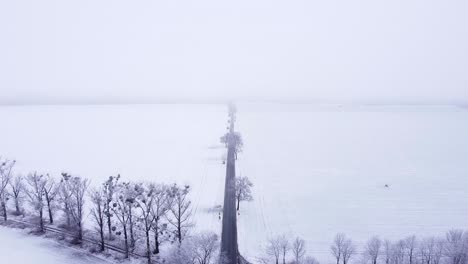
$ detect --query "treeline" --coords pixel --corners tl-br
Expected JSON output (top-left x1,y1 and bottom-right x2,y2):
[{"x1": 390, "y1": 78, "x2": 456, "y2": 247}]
[
  {"x1": 261, "y1": 231, "x2": 468, "y2": 264},
  {"x1": 0, "y1": 157, "x2": 223, "y2": 264}
]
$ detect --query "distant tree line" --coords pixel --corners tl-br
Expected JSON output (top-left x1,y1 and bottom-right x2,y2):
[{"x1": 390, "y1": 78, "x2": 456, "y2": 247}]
[{"x1": 261, "y1": 231, "x2": 468, "y2": 264}]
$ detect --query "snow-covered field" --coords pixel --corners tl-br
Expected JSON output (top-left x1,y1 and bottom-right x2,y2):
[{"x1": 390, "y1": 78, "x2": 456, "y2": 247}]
[
  {"x1": 0, "y1": 225, "x2": 111, "y2": 264},
  {"x1": 1, "y1": 103, "x2": 468, "y2": 263}
]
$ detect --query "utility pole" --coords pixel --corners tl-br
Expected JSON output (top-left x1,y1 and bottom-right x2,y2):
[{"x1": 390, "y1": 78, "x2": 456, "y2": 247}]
[{"x1": 220, "y1": 103, "x2": 240, "y2": 264}]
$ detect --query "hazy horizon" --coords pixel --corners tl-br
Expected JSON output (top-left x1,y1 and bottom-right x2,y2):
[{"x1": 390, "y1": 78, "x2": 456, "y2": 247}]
[{"x1": 1, "y1": 0, "x2": 468, "y2": 105}]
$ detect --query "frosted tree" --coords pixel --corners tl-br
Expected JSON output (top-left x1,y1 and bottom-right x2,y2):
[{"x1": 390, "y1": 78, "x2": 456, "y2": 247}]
[
  {"x1": 191, "y1": 232, "x2": 220, "y2": 264},
  {"x1": 89, "y1": 186, "x2": 106, "y2": 251},
  {"x1": 167, "y1": 184, "x2": 192, "y2": 244},
  {"x1": 117, "y1": 181, "x2": 139, "y2": 249},
  {"x1": 365, "y1": 236, "x2": 382, "y2": 264},
  {"x1": 134, "y1": 182, "x2": 171, "y2": 262},
  {"x1": 25, "y1": 172, "x2": 47, "y2": 232},
  {"x1": 149, "y1": 184, "x2": 172, "y2": 255},
  {"x1": 9, "y1": 174, "x2": 25, "y2": 215},
  {"x1": 444, "y1": 230, "x2": 467, "y2": 264},
  {"x1": 0, "y1": 158, "x2": 15, "y2": 221},
  {"x1": 404, "y1": 235, "x2": 417, "y2": 264},
  {"x1": 383, "y1": 240, "x2": 393, "y2": 264},
  {"x1": 134, "y1": 182, "x2": 156, "y2": 262},
  {"x1": 103, "y1": 174, "x2": 120, "y2": 240},
  {"x1": 68, "y1": 174, "x2": 89, "y2": 241},
  {"x1": 235, "y1": 176, "x2": 253, "y2": 211},
  {"x1": 266, "y1": 236, "x2": 282, "y2": 264},
  {"x1": 58, "y1": 173, "x2": 74, "y2": 227},
  {"x1": 342, "y1": 237, "x2": 356, "y2": 264},
  {"x1": 111, "y1": 181, "x2": 134, "y2": 258},
  {"x1": 292, "y1": 237, "x2": 306, "y2": 264},
  {"x1": 331, "y1": 233, "x2": 346, "y2": 264},
  {"x1": 279, "y1": 235, "x2": 290, "y2": 264},
  {"x1": 419, "y1": 236, "x2": 444, "y2": 264},
  {"x1": 391, "y1": 240, "x2": 406, "y2": 264},
  {"x1": 43, "y1": 174, "x2": 59, "y2": 224}
]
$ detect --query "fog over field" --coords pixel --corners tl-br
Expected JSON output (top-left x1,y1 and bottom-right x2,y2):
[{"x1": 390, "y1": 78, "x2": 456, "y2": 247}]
[{"x1": 1, "y1": 103, "x2": 467, "y2": 262}]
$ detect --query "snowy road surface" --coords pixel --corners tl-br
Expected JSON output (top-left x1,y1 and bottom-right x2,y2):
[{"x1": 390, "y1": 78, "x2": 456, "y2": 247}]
[
  {"x1": 1, "y1": 103, "x2": 468, "y2": 263},
  {"x1": 0, "y1": 226, "x2": 111, "y2": 264}
]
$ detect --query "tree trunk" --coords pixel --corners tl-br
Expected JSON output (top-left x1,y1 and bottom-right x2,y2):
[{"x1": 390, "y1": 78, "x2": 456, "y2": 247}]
[
  {"x1": 99, "y1": 222, "x2": 105, "y2": 251},
  {"x1": 107, "y1": 213, "x2": 112, "y2": 240},
  {"x1": 178, "y1": 221, "x2": 182, "y2": 243},
  {"x1": 65, "y1": 204, "x2": 71, "y2": 227},
  {"x1": 78, "y1": 222, "x2": 83, "y2": 241},
  {"x1": 15, "y1": 198, "x2": 20, "y2": 214},
  {"x1": 39, "y1": 208, "x2": 44, "y2": 232},
  {"x1": 46, "y1": 199, "x2": 53, "y2": 224},
  {"x1": 283, "y1": 253, "x2": 286, "y2": 264},
  {"x1": 237, "y1": 197, "x2": 240, "y2": 211},
  {"x1": 153, "y1": 225, "x2": 160, "y2": 255},
  {"x1": 123, "y1": 224, "x2": 129, "y2": 258},
  {"x1": 146, "y1": 229, "x2": 151, "y2": 263},
  {"x1": 129, "y1": 206, "x2": 135, "y2": 248},
  {"x1": 2, "y1": 202, "x2": 7, "y2": 221}
]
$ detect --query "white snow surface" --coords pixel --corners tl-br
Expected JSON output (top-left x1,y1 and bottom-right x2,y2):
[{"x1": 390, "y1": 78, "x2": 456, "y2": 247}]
[
  {"x1": 0, "y1": 225, "x2": 111, "y2": 264},
  {"x1": 1, "y1": 103, "x2": 468, "y2": 263}
]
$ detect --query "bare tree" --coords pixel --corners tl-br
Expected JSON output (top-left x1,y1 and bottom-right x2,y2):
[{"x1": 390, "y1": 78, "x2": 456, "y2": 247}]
[
  {"x1": 111, "y1": 181, "x2": 133, "y2": 258},
  {"x1": 391, "y1": 240, "x2": 406, "y2": 264},
  {"x1": 279, "y1": 235, "x2": 290, "y2": 264},
  {"x1": 433, "y1": 238, "x2": 445, "y2": 264},
  {"x1": 292, "y1": 237, "x2": 306, "y2": 264},
  {"x1": 235, "y1": 176, "x2": 253, "y2": 211},
  {"x1": 148, "y1": 183, "x2": 172, "y2": 255},
  {"x1": 125, "y1": 182, "x2": 138, "y2": 249},
  {"x1": 58, "y1": 173, "x2": 74, "y2": 227},
  {"x1": 9, "y1": 174, "x2": 25, "y2": 215},
  {"x1": 68, "y1": 174, "x2": 89, "y2": 241},
  {"x1": 419, "y1": 236, "x2": 445, "y2": 264},
  {"x1": 405, "y1": 235, "x2": 417, "y2": 264},
  {"x1": 366, "y1": 236, "x2": 382, "y2": 264},
  {"x1": 267, "y1": 236, "x2": 282, "y2": 264},
  {"x1": 383, "y1": 240, "x2": 393, "y2": 264},
  {"x1": 135, "y1": 182, "x2": 170, "y2": 262},
  {"x1": 331, "y1": 233, "x2": 347, "y2": 264},
  {"x1": 167, "y1": 184, "x2": 192, "y2": 244},
  {"x1": 444, "y1": 230, "x2": 468, "y2": 264},
  {"x1": 103, "y1": 174, "x2": 120, "y2": 240},
  {"x1": 25, "y1": 172, "x2": 46, "y2": 232},
  {"x1": 192, "y1": 232, "x2": 220, "y2": 264},
  {"x1": 0, "y1": 158, "x2": 15, "y2": 221},
  {"x1": 89, "y1": 187, "x2": 106, "y2": 251},
  {"x1": 135, "y1": 182, "x2": 155, "y2": 262},
  {"x1": 342, "y1": 238, "x2": 356, "y2": 264},
  {"x1": 43, "y1": 174, "x2": 59, "y2": 224}
]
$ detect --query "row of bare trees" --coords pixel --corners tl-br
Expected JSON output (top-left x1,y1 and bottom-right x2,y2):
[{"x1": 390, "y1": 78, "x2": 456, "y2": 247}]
[
  {"x1": 89, "y1": 174, "x2": 193, "y2": 262},
  {"x1": 261, "y1": 235, "x2": 319, "y2": 264},
  {"x1": 261, "y1": 230, "x2": 468, "y2": 264},
  {"x1": 329, "y1": 231, "x2": 468, "y2": 264},
  {"x1": 0, "y1": 157, "x2": 198, "y2": 263}
]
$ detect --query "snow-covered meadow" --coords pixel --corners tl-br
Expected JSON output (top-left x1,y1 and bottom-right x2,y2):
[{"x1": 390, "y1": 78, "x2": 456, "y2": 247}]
[
  {"x1": 0, "y1": 225, "x2": 111, "y2": 264},
  {"x1": 1, "y1": 103, "x2": 468, "y2": 263}
]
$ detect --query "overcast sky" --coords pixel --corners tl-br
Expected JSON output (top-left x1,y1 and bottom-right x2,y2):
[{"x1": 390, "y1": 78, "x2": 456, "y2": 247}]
[{"x1": 0, "y1": 0, "x2": 467, "y2": 104}]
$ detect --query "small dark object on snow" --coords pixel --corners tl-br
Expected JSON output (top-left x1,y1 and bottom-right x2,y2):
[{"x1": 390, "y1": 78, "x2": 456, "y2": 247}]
[{"x1": 384, "y1": 184, "x2": 389, "y2": 188}]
